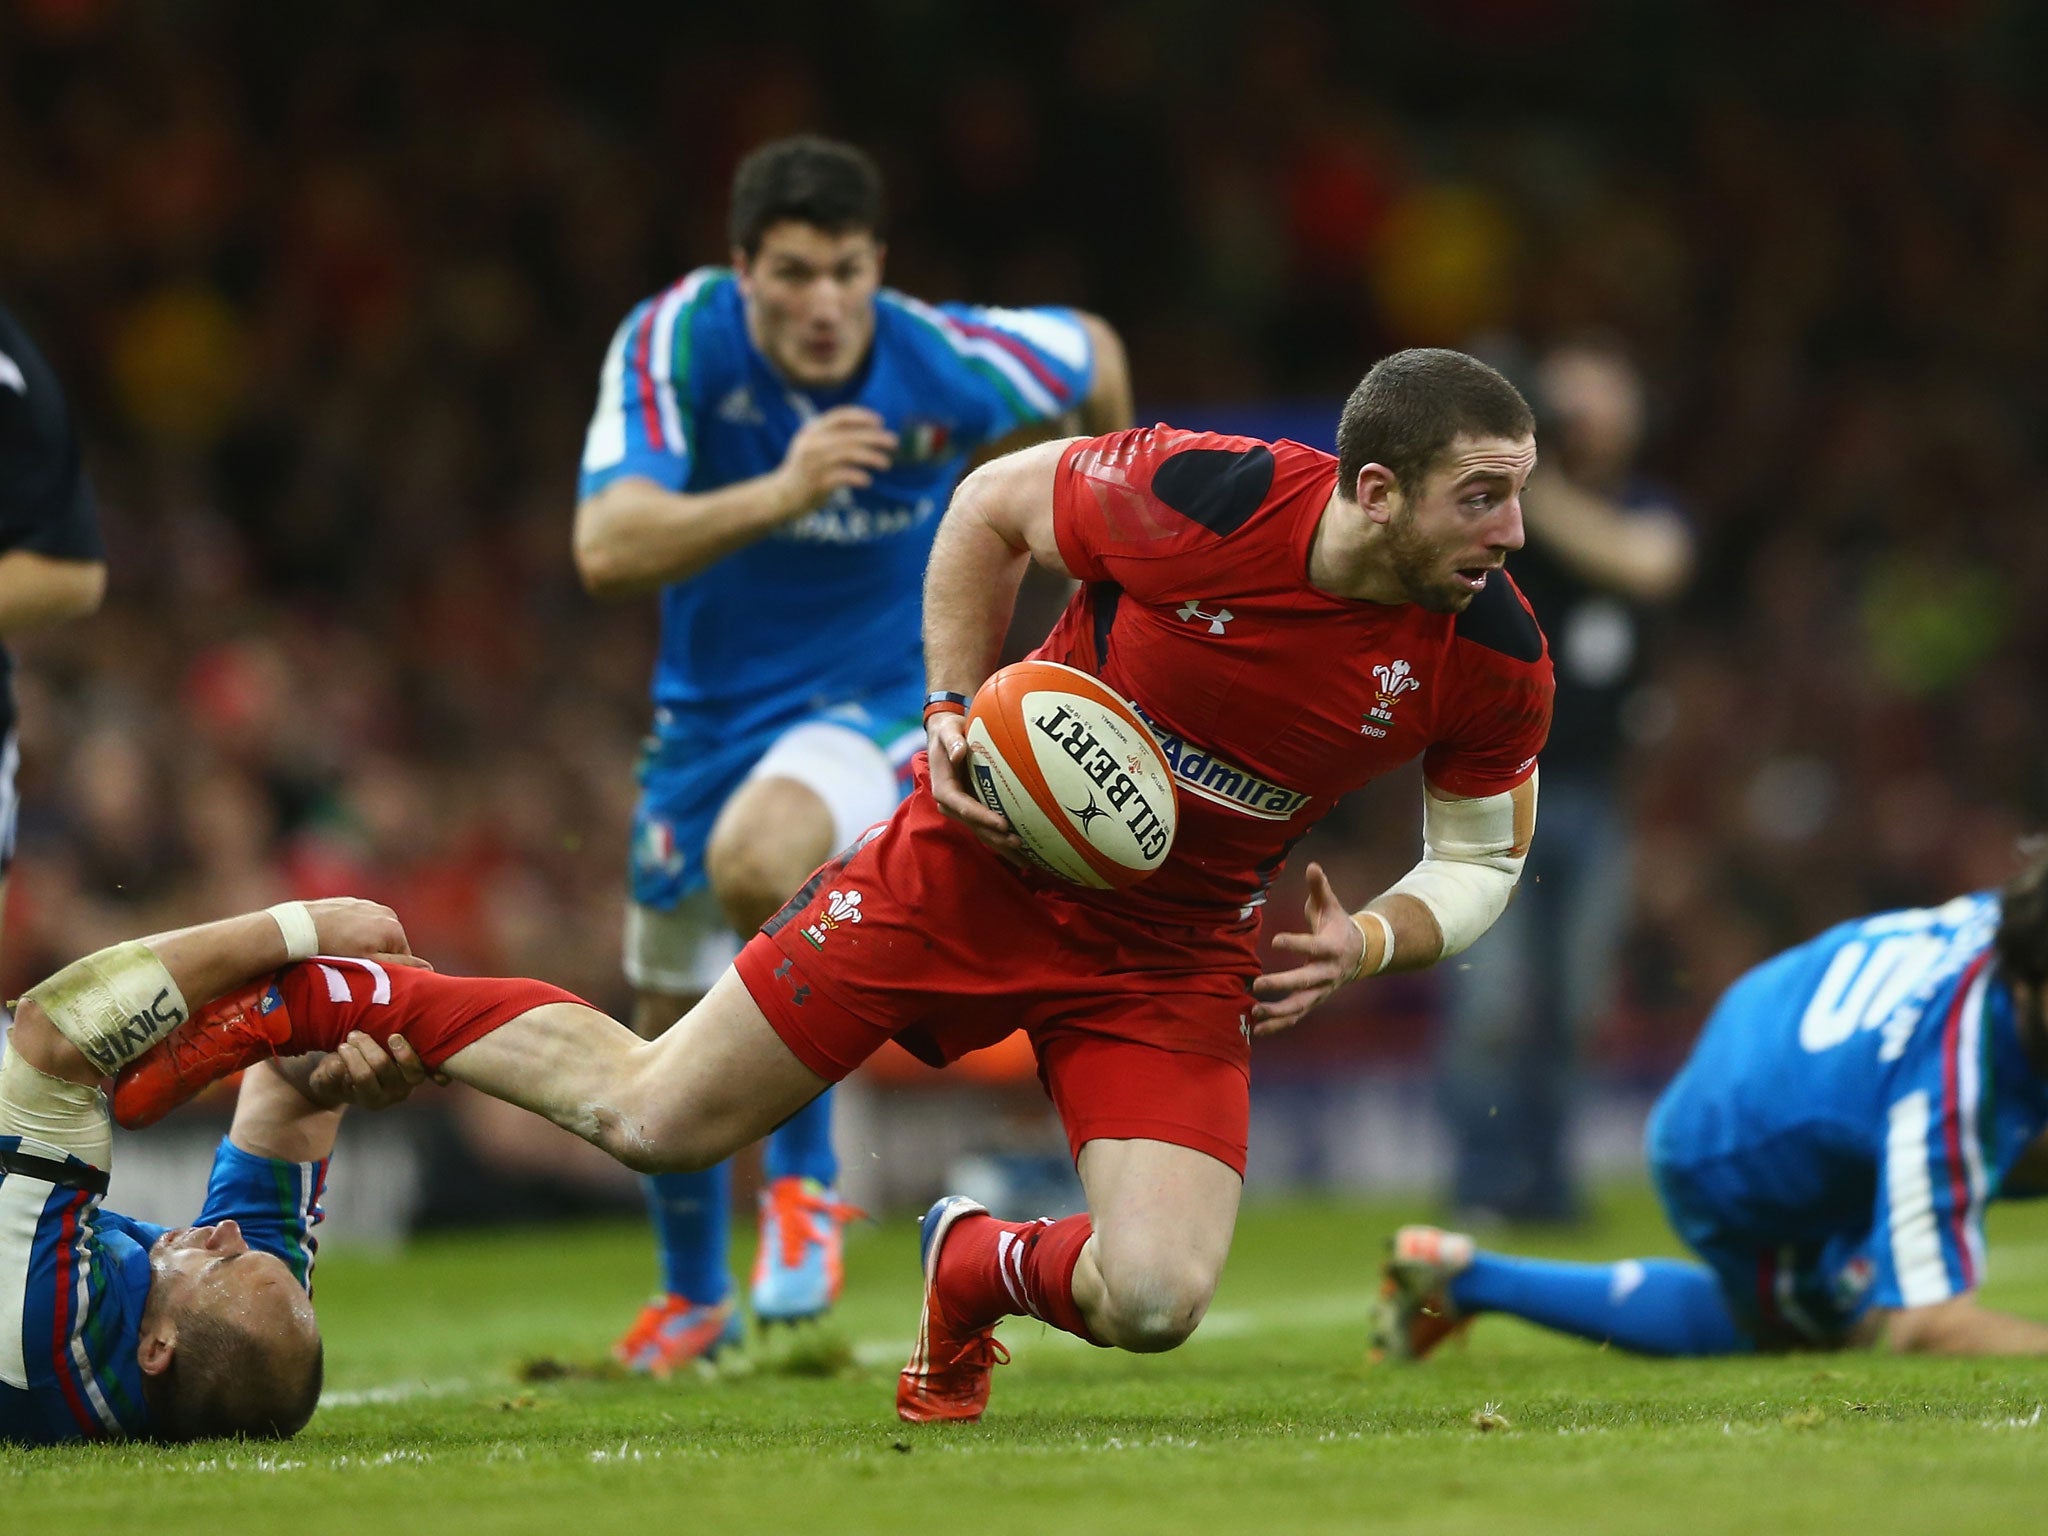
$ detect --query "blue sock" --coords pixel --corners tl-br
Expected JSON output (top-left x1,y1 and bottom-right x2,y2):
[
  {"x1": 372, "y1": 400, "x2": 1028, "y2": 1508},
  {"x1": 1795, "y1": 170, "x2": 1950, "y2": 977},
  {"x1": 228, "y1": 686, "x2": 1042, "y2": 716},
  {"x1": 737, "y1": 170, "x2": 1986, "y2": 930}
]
[
  {"x1": 1448, "y1": 1253, "x2": 1749, "y2": 1356},
  {"x1": 642, "y1": 1166, "x2": 731, "y2": 1305},
  {"x1": 763, "y1": 1088, "x2": 837, "y2": 1186}
]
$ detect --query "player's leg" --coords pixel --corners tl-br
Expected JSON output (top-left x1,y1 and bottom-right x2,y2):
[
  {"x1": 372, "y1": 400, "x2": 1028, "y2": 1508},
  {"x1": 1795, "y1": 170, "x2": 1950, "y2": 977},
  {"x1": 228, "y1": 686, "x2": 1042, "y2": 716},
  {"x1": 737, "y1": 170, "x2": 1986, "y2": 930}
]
[
  {"x1": 704, "y1": 769, "x2": 844, "y2": 1325},
  {"x1": 436, "y1": 966, "x2": 832, "y2": 1175},
  {"x1": 1379, "y1": 1121, "x2": 1754, "y2": 1360},
  {"x1": 1434, "y1": 855, "x2": 1560, "y2": 1221},
  {"x1": 622, "y1": 888, "x2": 747, "y2": 1370},
  {"x1": 115, "y1": 953, "x2": 833, "y2": 1175},
  {"x1": 706, "y1": 712, "x2": 915, "y2": 1323},
  {"x1": 1067, "y1": 1136, "x2": 1241, "y2": 1349},
  {"x1": 898, "y1": 1035, "x2": 1248, "y2": 1422},
  {"x1": 1375, "y1": 1225, "x2": 1746, "y2": 1359},
  {"x1": 618, "y1": 714, "x2": 784, "y2": 1369}
]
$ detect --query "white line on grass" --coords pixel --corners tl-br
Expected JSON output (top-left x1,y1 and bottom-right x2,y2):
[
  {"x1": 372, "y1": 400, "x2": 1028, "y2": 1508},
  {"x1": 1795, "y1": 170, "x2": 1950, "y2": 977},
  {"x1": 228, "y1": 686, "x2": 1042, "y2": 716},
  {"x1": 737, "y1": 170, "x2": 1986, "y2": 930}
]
[{"x1": 321, "y1": 1376, "x2": 474, "y2": 1409}]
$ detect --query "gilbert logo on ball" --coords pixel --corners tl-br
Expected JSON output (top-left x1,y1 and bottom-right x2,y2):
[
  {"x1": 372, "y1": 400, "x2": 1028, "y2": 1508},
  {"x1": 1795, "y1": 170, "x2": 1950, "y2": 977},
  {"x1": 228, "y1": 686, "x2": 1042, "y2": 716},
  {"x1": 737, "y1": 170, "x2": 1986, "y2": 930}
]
[{"x1": 964, "y1": 660, "x2": 1178, "y2": 889}]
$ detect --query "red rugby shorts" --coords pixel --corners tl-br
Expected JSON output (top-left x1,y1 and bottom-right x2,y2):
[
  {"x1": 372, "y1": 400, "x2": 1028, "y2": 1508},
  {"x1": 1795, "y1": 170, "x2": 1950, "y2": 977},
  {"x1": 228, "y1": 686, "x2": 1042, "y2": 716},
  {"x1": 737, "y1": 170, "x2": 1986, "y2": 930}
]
[{"x1": 734, "y1": 767, "x2": 1257, "y2": 1174}]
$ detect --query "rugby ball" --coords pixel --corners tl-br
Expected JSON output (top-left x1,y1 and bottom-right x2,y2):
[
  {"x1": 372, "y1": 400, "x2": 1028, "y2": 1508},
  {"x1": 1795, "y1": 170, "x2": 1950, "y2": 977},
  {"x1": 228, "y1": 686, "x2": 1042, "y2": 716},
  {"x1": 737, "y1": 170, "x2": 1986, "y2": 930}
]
[{"x1": 964, "y1": 660, "x2": 1178, "y2": 889}]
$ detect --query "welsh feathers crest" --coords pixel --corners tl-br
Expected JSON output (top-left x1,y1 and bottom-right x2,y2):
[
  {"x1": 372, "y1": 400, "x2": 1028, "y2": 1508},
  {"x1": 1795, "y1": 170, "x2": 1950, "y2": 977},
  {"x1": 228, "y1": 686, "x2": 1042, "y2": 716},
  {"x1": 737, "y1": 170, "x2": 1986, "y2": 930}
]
[
  {"x1": 800, "y1": 887, "x2": 865, "y2": 950},
  {"x1": 1373, "y1": 659, "x2": 1420, "y2": 697},
  {"x1": 1365, "y1": 658, "x2": 1422, "y2": 731}
]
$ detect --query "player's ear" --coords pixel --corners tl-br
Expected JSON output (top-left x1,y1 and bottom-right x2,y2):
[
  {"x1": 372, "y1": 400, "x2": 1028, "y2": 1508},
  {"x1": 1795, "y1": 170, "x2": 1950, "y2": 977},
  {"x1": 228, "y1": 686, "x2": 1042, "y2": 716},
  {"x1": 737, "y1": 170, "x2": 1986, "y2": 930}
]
[
  {"x1": 137, "y1": 1325, "x2": 177, "y2": 1378},
  {"x1": 731, "y1": 247, "x2": 755, "y2": 291},
  {"x1": 1354, "y1": 463, "x2": 1401, "y2": 525}
]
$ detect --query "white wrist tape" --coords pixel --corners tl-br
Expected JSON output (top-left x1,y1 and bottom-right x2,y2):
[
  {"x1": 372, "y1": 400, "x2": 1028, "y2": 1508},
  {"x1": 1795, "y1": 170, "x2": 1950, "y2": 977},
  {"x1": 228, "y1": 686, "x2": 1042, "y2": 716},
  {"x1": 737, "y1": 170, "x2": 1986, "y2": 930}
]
[
  {"x1": 266, "y1": 901, "x2": 320, "y2": 962},
  {"x1": 0, "y1": 1043, "x2": 111, "y2": 1167},
  {"x1": 20, "y1": 940, "x2": 190, "y2": 1076},
  {"x1": 1347, "y1": 909, "x2": 1395, "y2": 979},
  {"x1": 1383, "y1": 774, "x2": 1535, "y2": 959}
]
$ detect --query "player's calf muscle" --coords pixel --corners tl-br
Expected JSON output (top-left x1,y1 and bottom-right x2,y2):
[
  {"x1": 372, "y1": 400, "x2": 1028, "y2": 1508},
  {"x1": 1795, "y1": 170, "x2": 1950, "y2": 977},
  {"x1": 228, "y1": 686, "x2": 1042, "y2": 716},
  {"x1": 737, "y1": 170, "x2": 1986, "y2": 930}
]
[
  {"x1": 437, "y1": 1005, "x2": 682, "y2": 1172},
  {"x1": 437, "y1": 992, "x2": 818, "y2": 1175}
]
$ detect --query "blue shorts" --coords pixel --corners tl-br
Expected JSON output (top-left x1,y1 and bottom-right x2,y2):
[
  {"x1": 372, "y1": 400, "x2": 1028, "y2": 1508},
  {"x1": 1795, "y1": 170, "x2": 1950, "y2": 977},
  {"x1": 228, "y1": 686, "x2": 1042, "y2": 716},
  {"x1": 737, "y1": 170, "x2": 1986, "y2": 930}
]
[
  {"x1": 1647, "y1": 1098, "x2": 1878, "y2": 1348},
  {"x1": 630, "y1": 691, "x2": 924, "y2": 911}
]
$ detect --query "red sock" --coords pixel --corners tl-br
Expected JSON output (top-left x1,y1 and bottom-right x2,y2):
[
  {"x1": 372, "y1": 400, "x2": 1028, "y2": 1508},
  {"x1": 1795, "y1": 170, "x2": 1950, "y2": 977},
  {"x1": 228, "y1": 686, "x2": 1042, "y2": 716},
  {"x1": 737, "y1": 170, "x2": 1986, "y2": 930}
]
[
  {"x1": 273, "y1": 959, "x2": 586, "y2": 1068},
  {"x1": 943, "y1": 1212, "x2": 1102, "y2": 1345}
]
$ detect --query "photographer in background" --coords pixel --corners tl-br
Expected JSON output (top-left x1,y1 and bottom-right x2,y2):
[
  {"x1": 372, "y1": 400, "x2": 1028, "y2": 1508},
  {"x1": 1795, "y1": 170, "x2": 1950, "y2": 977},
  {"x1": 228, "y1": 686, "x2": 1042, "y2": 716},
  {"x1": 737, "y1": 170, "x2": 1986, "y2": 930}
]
[
  {"x1": 1436, "y1": 340, "x2": 1693, "y2": 1224},
  {"x1": 0, "y1": 305, "x2": 107, "y2": 960}
]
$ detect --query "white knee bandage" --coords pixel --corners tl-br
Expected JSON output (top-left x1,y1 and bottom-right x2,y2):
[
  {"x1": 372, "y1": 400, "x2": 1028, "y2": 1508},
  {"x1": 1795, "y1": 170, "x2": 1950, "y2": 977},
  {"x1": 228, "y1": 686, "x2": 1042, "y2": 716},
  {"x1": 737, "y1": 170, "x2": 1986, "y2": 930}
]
[
  {"x1": 1383, "y1": 773, "x2": 1536, "y2": 959},
  {"x1": 19, "y1": 940, "x2": 190, "y2": 1076},
  {"x1": 0, "y1": 1044, "x2": 111, "y2": 1167}
]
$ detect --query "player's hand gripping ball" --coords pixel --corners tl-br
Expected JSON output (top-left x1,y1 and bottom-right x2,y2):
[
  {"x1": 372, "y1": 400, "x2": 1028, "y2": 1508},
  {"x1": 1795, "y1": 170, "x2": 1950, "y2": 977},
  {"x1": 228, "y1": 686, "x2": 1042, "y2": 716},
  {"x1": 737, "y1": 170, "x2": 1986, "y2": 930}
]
[{"x1": 965, "y1": 660, "x2": 1178, "y2": 888}]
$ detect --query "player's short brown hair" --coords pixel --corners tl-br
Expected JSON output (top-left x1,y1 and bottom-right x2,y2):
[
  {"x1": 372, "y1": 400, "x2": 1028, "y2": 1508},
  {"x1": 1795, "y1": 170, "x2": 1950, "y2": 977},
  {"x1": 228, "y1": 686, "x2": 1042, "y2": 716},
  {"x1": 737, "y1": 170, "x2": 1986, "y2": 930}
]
[
  {"x1": 729, "y1": 136, "x2": 885, "y2": 257},
  {"x1": 1996, "y1": 838, "x2": 2048, "y2": 989},
  {"x1": 146, "y1": 1310, "x2": 324, "y2": 1442},
  {"x1": 1334, "y1": 349, "x2": 1535, "y2": 501}
]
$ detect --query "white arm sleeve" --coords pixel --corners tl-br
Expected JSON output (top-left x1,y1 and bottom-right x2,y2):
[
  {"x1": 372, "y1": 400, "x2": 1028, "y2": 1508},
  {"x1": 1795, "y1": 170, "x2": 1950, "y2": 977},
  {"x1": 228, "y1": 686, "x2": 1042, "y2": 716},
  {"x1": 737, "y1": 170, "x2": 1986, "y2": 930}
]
[{"x1": 1380, "y1": 770, "x2": 1537, "y2": 960}]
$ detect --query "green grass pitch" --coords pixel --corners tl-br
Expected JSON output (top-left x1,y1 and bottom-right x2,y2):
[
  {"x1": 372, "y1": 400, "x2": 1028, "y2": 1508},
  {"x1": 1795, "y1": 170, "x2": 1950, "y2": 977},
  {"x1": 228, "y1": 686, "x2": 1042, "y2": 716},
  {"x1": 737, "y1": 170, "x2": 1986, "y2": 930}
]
[{"x1": 8, "y1": 1188, "x2": 2048, "y2": 1534}]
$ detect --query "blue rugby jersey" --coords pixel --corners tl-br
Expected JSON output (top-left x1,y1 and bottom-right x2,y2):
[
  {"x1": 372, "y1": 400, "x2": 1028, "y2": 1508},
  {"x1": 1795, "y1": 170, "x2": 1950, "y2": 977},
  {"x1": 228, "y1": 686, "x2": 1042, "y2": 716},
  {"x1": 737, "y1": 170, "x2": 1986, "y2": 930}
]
[
  {"x1": 0, "y1": 1135, "x2": 327, "y2": 1444},
  {"x1": 578, "y1": 270, "x2": 1094, "y2": 742},
  {"x1": 1652, "y1": 893, "x2": 2048, "y2": 1311}
]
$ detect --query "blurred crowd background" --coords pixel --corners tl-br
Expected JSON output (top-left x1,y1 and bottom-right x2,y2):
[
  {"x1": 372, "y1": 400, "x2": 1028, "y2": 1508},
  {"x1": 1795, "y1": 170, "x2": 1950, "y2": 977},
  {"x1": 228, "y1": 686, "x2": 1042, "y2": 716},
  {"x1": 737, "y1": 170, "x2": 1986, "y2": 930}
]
[{"x1": 6, "y1": 0, "x2": 2047, "y2": 1215}]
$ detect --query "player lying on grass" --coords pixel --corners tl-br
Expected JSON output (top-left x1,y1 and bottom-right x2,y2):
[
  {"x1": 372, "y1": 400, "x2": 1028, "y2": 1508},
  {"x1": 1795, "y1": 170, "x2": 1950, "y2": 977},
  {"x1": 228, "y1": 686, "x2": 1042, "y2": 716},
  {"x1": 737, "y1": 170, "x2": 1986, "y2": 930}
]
[
  {"x1": 116, "y1": 348, "x2": 1553, "y2": 1426},
  {"x1": 0, "y1": 897, "x2": 484, "y2": 1444},
  {"x1": 1377, "y1": 846, "x2": 2048, "y2": 1360}
]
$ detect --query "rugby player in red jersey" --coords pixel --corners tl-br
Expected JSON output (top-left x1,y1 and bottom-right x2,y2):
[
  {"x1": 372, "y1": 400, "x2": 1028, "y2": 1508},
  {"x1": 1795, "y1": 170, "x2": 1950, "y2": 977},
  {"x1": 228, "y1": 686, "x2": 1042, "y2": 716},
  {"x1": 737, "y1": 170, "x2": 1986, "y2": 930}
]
[{"x1": 116, "y1": 348, "x2": 1552, "y2": 1424}]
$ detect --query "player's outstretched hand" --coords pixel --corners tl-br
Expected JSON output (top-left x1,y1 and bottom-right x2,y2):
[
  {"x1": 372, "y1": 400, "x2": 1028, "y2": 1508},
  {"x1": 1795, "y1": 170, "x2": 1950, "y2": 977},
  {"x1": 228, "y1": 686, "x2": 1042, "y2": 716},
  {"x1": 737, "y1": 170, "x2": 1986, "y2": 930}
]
[
  {"x1": 925, "y1": 711, "x2": 1027, "y2": 862},
  {"x1": 304, "y1": 897, "x2": 418, "y2": 965},
  {"x1": 303, "y1": 1031, "x2": 444, "y2": 1111},
  {"x1": 1249, "y1": 862, "x2": 1369, "y2": 1036},
  {"x1": 775, "y1": 405, "x2": 899, "y2": 516}
]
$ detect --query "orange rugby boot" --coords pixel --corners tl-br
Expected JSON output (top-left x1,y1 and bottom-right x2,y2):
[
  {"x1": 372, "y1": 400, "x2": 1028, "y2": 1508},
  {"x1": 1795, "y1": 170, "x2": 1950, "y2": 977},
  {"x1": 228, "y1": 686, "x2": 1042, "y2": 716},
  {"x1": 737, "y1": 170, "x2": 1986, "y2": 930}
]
[
  {"x1": 896, "y1": 1195, "x2": 1010, "y2": 1423},
  {"x1": 111, "y1": 977, "x2": 294, "y2": 1130},
  {"x1": 613, "y1": 1294, "x2": 742, "y2": 1376},
  {"x1": 751, "y1": 1176, "x2": 867, "y2": 1323},
  {"x1": 1371, "y1": 1224, "x2": 1477, "y2": 1363}
]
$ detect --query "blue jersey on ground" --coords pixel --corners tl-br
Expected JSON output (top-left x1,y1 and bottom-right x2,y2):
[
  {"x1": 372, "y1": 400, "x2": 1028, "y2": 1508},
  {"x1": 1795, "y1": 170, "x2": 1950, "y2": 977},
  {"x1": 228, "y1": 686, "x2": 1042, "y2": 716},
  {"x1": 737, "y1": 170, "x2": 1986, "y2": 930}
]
[
  {"x1": 0, "y1": 1135, "x2": 326, "y2": 1444},
  {"x1": 1649, "y1": 893, "x2": 2048, "y2": 1337},
  {"x1": 578, "y1": 270, "x2": 1094, "y2": 907}
]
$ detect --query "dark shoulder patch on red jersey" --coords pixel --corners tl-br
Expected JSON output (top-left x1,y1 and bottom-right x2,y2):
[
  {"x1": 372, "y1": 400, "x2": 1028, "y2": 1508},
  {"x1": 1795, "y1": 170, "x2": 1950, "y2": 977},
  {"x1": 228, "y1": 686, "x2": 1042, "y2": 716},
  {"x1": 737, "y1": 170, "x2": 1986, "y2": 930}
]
[
  {"x1": 1150, "y1": 446, "x2": 1275, "y2": 538},
  {"x1": 1453, "y1": 572, "x2": 1544, "y2": 662}
]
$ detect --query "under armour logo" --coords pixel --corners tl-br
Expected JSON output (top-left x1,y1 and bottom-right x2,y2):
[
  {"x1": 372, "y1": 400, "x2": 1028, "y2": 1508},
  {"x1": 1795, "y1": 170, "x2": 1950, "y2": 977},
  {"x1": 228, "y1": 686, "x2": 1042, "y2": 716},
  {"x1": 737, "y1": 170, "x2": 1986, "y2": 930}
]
[
  {"x1": 1176, "y1": 599, "x2": 1234, "y2": 635},
  {"x1": 773, "y1": 956, "x2": 812, "y2": 1007}
]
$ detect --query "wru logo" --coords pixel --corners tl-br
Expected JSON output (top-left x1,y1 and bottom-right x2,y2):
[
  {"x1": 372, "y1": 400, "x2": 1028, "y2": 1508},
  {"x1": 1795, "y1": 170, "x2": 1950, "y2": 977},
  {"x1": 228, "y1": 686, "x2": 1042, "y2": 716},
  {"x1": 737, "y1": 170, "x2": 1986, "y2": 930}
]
[
  {"x1": 1366, "y1": 658, "x2": 1422, "y2": 732},
  {"x1": 800, "y1": 888, "x2": 864, "y2": 951}
]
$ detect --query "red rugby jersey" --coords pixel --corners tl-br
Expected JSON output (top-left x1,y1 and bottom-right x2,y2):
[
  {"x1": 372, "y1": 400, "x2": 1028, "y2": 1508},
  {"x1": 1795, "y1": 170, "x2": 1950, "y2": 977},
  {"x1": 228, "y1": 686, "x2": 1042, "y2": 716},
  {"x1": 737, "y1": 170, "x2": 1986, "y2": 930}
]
[{"x1": 1032, "y1": 425, "x2": 1553, "y2": 924}]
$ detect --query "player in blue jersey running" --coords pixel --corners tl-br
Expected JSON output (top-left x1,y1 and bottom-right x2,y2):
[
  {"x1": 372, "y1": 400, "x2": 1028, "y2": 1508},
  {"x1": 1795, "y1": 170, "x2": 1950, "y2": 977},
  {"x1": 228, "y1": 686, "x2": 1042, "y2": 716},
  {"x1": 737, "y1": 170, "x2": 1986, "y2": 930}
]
[
  {"x1": 0, "y1": 897, "x2": 429, "y2": 1444},
  {"x1": 573, "y1": 135, "x2": 1131, "y2": 1372},
  {"x1": 1377, "y1": 846, "x2": 2048, "y2": 1359}
]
